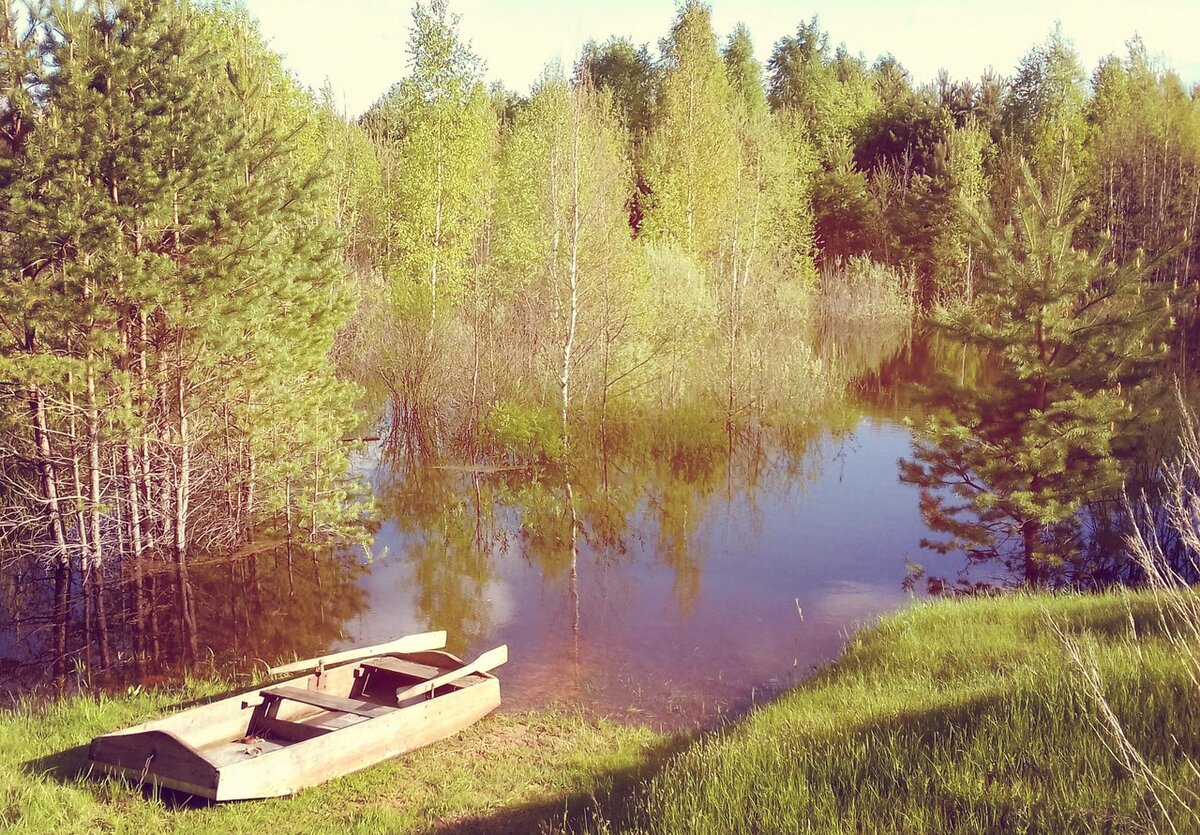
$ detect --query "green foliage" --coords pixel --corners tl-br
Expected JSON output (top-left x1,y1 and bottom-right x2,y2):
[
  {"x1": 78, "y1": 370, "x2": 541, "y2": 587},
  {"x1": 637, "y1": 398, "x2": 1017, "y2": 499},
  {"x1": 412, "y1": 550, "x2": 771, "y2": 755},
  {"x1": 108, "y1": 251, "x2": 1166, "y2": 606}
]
[
  {"x1": 1081, "y1": 40, "x2": 1200, "y2": 285},
  {"x1": 492, "y1": 67, "x2": 636, "y2": 427},
  {"x1": 767, "y1": 17, "x2": 879, "y2": 166},
  {"x1": 1001, "y1": 24, "x2": 1089, "y2": 183},
  {"x1": 722, "y1": 24, "x2": 765, "y2": 115},
  {"x1": 576, "y1": 37, "x2": 658, "y2": 146},
  {"x1": 769, "y1": 113, "x2": 821, "y2": 282},
  {"x1": 483, "y1": 401, "x2": 565, "y2": 462},
  {"x1": 641, "y1": 1, "x2": 738, "y2": 257},
  {"x1": 902, "y1": 163, "x2": 1171, "y2": 584},
  {"x1": 365, "y1": 0, "x2": 494, "y2": 314},
  {"x1": 811, "y1": 154, "x2": 879, "y2": 263},
  {"x1": 854, "y1": 91, "x2": 952, "y2": 177}
]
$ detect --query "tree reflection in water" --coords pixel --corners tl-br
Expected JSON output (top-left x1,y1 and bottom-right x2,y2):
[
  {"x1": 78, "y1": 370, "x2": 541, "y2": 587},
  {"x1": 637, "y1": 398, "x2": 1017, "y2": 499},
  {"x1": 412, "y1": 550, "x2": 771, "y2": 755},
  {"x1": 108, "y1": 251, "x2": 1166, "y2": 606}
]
[{"x1": 0, "y1": 535, "x2": 369, "y2": 695}]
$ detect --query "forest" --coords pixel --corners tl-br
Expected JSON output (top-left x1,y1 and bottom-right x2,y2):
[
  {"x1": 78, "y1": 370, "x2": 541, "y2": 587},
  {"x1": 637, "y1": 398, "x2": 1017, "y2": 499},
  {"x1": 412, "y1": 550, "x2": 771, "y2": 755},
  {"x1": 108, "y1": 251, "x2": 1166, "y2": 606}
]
[{"x1": 1, "y1": 0, "x2": 1198, "y2": 690}]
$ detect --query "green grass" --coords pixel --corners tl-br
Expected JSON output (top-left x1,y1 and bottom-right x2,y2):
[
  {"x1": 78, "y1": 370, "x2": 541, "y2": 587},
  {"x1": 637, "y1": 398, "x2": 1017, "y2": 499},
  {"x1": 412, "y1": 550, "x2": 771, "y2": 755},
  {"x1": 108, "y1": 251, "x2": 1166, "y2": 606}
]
[
  {"x1": 572, "y1": 591, "x2": 1200, "y2": 834},
  {"x1": 0, "y1": 682, "x2": 658, "y2": 834},
  {"x1": 4, "y1": 591, "x2": 1196, "y2": 833}
]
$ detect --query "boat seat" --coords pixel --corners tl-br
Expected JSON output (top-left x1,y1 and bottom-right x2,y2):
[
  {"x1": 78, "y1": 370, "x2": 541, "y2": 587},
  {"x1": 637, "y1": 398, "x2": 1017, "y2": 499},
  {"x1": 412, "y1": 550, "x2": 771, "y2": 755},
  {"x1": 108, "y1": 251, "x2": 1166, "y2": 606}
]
[
  {"x1": 359, "y1": 657, "x2": 443, "y2": 679},
  {"x1": 361, "y1": 656, "x2": 487, "y2": 687},
  {"x1": 260, "y1": 686, "x2": 395, "y2": 718}
]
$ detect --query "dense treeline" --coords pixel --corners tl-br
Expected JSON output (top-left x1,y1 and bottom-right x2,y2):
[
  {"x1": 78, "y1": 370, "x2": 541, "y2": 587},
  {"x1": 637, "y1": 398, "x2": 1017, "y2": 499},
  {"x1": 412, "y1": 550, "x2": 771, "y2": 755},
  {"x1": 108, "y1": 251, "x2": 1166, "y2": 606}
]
[
  {"x1": 338, "y1": 2, "x2": 1200, "y2": 462},
  {"x1": 337, "y1": 1, "x2": 1197, "y2": 594},
  {"x1": 1, "y1": 0, "x2": 1197, "y2": 684},
  {"x1": 0, "y1": 1, "x2": 366, "y2": 685}
]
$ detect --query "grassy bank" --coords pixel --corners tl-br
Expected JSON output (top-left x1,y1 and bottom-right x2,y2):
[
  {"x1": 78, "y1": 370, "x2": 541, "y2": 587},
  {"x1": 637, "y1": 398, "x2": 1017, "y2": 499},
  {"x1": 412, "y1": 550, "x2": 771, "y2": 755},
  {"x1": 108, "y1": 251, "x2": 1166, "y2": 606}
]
[
  {"x1": 4, "y1": 591, "x2": 1196, "y2": 833},
  {"x1": 576, "y1": 591, "x2": 1200, "y2": 834},
  {"x1": 0, "y1": 685, "x2": 658, "y2": 834}
]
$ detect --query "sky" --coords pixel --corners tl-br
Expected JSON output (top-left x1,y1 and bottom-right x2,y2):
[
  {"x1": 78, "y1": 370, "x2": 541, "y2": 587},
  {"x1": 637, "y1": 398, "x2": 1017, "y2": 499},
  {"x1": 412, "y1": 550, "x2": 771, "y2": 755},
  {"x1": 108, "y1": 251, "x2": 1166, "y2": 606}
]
[{"x1": 241, "y1": 0, "x2": 1200, "y2": 118}]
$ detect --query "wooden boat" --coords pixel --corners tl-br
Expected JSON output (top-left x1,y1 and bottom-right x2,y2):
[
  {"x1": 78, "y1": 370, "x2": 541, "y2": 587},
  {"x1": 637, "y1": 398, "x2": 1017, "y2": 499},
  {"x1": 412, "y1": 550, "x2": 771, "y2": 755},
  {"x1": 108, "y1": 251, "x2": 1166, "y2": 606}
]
[{"x1": 87, "y1": 632, "x2": 506, "y2": 801}]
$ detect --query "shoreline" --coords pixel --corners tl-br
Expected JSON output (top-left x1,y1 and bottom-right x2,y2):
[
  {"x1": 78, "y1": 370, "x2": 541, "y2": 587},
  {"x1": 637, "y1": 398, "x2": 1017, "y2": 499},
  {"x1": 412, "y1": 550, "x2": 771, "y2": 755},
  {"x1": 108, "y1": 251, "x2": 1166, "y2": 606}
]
[{"x1": 3, "y1": 589, "x2": 1195, "y2": 833}]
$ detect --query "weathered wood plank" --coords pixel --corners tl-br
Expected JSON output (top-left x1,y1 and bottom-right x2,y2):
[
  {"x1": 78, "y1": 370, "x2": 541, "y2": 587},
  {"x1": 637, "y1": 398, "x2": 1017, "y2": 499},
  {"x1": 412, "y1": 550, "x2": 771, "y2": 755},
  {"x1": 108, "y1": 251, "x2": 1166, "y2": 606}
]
[
  {"x1": 252, "y1": 716, "x2": 334, "y2": 743},
  {"x1": 392, "y1": 645, "x2": 507, "y2": 703},
  {"x1": 87, "y1": 729, "x2": 220, "y2": 796},
  {"x1": 269, "y1": 631, "x2": 447, "y2": 675},
  {"x1": 261, "y1": 686, "x2": 395, "y2": 718},
  {"x1": 359, "y1": 657, "x2": 443, "y2": 679}
]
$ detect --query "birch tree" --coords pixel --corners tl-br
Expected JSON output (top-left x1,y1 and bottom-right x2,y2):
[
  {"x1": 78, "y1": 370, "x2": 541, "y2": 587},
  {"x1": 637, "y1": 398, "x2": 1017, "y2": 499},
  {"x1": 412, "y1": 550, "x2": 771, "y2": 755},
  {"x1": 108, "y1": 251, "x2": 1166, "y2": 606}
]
[
  {"x1": 366, "y1": 0, "x2": 496, "y2": 440},
  {"x1": 497, "y1": 70, "x2": 634, "y2": 445}
]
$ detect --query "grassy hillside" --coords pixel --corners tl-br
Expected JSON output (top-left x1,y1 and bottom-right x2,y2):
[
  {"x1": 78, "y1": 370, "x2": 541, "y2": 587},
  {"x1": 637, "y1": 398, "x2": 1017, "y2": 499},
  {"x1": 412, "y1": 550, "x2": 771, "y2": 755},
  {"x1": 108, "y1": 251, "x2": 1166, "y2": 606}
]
[{"x1": 575, "y1": 591, "x2": 1200, "y2": 834}]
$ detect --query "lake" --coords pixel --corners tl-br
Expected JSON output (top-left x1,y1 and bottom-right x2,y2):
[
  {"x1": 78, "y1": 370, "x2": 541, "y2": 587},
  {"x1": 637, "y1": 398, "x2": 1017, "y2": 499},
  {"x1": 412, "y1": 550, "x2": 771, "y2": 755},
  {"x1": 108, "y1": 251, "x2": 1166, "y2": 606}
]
[
  {"x1": 0, "y1": 332, "x2": 968, "y2": 724},
  {"x1": 327, "y1": 336, "x2": 965, "y2": 728}
]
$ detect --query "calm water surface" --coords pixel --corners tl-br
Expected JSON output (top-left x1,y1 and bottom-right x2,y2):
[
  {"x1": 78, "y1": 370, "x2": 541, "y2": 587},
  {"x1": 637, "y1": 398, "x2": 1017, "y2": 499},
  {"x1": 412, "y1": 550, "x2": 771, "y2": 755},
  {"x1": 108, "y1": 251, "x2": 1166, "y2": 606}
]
[
  {"x1": 0, "y1": 332, "x2": 1175, "y2": 705},
  {"x1": 333, "y1": 345, "x2": 961, "y2": 728},
  {"x1": 0, "y1": 335, "x2": 967, "y2": 720}
]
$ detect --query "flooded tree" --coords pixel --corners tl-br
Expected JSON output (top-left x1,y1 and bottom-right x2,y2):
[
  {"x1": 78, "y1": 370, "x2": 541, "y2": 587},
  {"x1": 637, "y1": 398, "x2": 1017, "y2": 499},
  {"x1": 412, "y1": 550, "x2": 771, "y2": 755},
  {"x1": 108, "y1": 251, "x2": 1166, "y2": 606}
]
[
  {"x1": 0, "y1": 1, "x2": 363, "y2": 684},
  {"x1": 901, "y1": 162, "x2": 1171, "y2": 587}
]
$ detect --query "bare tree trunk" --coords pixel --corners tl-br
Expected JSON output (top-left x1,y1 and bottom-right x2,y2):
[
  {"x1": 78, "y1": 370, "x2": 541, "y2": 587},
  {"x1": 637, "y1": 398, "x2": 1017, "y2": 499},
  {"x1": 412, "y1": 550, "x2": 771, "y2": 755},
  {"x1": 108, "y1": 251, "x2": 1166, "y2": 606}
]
[
  {"x1": 66, "y1": 370, "x2": 92, "y2": 669},
  {"x1": 470, "y1": 218, "x2": 492, "y2": 430},
  {"x1": 244, "y1": 446, "x2": 260, "y2": 610},
  {"x1": 285, "y1": 475, "x2": 295, "y2": 599},
  {"x1": 86, "y1": 349, "x2": 111, "y2": 669},
  {"x1": 27, "y1": 354, "x2": 71, "y2": 689},
  {"x1": 1186, "y1": 178, "x2": 1199, "y2": 290},
  {"x1": 1022, "y1": 517, "x2": 1041, "y2": 587},
  {"x1": 560, "y1": 110, "x2": 582, "y2": 445},
  {"x1": 173, "y1": 361, "x2": 198, "y2": 661},
  {"x1": 122, "y1": 319, "x2": 146, "y2": 659},
  {"x1": 310, "y1": 456, "x2": 323, "y2": 593},
  {"x1": 424, "y1": 157, "x2": 445, "y2": 381},
  {"x1": 137, "y1": 310, "x2": 164, "y2": 660},
  {"x1": 159, "y1": 464, "x2": 174, "y2": 659},
  {"x1": 549, "y1": 142, "x2": 562, "y2": 345}
]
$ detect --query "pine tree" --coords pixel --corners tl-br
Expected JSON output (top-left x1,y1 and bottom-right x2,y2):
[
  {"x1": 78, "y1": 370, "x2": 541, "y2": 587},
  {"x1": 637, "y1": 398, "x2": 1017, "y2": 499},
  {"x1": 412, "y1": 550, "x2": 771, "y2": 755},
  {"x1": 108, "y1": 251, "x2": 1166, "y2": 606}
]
[
  {"x1": 0, "y1": 0, "x2": 360, "y2": 674},
  {"x1": 901, "y1": 162, "x2": 1171, "y2": 586}
]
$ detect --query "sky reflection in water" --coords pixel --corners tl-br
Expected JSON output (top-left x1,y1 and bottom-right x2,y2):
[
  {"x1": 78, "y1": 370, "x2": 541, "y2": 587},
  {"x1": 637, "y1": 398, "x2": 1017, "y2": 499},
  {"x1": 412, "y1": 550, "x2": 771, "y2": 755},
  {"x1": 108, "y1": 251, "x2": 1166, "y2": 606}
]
[{"x1": 346, "y1": 414, "x2": 955, "y2": 728}]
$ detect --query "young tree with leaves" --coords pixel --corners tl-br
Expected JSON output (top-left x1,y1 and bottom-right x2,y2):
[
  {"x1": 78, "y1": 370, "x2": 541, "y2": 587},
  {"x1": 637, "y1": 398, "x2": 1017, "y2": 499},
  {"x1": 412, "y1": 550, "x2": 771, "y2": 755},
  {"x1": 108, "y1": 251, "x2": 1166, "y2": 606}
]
[
  {"x1": 363, "y1": 0, "x2": 496, "y2": 444},
  {"x1": 495, "y1": 69, "x2": 634, "y2": 444}
]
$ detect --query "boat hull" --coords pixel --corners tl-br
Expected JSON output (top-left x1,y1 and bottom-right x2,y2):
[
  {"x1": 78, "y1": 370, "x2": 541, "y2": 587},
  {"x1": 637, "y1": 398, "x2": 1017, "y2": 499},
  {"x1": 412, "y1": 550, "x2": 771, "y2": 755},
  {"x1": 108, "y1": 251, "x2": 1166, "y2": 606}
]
[{"x1": 87, "y1": 649, "x2": 502, "y2": 801}]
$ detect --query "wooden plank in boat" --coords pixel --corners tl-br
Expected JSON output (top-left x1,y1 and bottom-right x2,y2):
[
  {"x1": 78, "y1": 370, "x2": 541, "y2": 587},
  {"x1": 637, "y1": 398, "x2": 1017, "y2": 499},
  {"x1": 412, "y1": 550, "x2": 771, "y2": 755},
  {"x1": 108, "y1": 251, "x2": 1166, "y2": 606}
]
[
  {"x1": 252, "y1": 716, "x2": 334, "y2": 742},
  {"x1": 260, "y1": 686, "x2": 395, "y2": 718},
  {"x1": 393, "y1": 645, "x2": 507, "y2": 702},
  {"x1": 269, "y1": 631, "x2": 447, "y2": 675},
  {"x1": 88, "y1": 729, "x2": 220, "y2": 795},
  {"x1": 359, "y1": 657, "x2": 444, "y2": 678}
]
